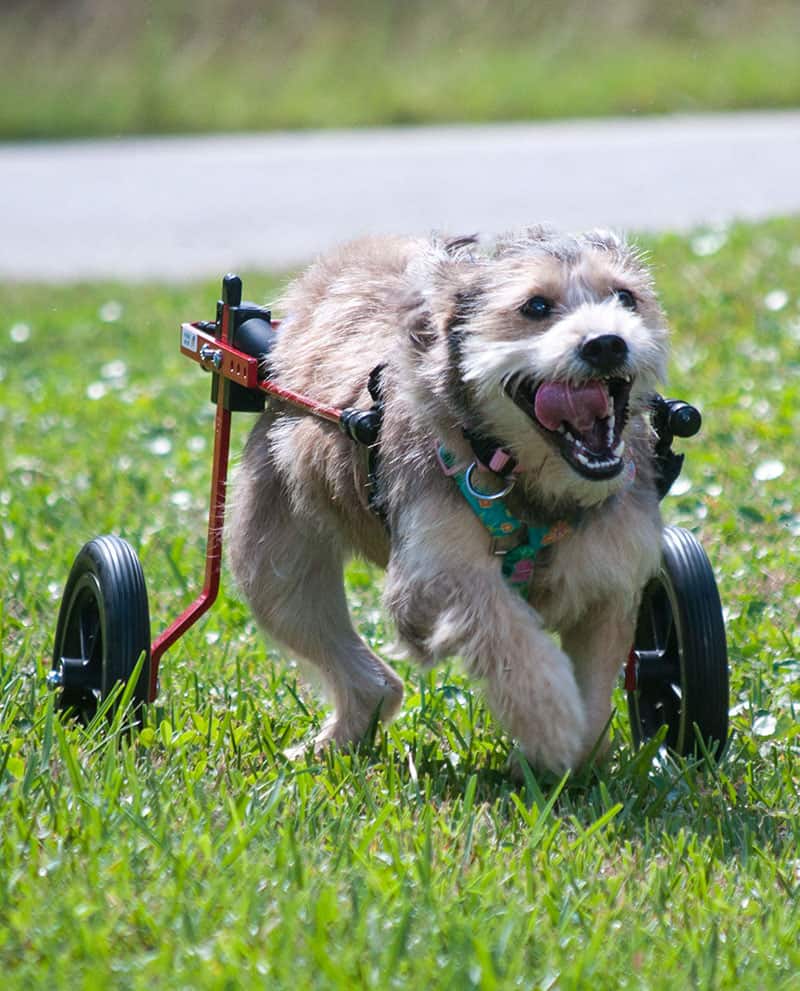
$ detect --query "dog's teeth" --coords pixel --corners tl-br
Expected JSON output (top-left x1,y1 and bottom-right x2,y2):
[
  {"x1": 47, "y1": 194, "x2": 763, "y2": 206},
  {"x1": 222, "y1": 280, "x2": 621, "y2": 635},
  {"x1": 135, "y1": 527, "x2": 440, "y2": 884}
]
[
  {"x1": 577, "y1": 451, "x2": 613, "y2": 470},
  {"x1": 606, "y1": 413, "x2": 616, "y2": 447},
  {"x1": 564, "y1": 427, "x2": 625, "y2": 473}
]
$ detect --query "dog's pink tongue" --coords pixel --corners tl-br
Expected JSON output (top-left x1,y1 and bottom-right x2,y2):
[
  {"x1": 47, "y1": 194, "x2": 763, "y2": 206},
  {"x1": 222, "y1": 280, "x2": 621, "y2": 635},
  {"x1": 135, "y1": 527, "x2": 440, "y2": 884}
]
[{"x1": 534, "y1": 380, "x2": 609, "y2": 431}]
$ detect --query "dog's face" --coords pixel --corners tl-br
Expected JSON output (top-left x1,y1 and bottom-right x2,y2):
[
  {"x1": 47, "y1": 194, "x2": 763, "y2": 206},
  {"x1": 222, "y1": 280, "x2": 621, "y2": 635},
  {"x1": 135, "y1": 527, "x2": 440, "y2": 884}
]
[{"x1": 406, "y1": 228, "x2": 669, "y2": 507}]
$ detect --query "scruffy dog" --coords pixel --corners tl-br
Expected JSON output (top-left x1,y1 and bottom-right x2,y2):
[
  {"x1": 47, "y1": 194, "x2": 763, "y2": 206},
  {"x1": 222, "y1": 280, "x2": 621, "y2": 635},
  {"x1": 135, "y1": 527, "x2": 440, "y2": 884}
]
[{"x1": 228, "y1": 227, "x2": 668, "y2": 774}]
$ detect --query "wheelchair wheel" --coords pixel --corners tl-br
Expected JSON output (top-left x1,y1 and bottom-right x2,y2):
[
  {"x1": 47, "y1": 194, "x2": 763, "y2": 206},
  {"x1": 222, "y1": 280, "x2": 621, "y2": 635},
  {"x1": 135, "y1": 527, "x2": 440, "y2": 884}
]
[
  {"x1": 51, "y1": 535, "x2": 151, "y2": 724},
  {"x1": 627, "y1": 525, "x2": 728, "y2": 759}
]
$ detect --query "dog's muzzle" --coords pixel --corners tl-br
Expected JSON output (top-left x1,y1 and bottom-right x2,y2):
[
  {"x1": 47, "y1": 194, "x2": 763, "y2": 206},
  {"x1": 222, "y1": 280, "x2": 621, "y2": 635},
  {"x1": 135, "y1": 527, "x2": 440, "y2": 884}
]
[{"x1": 505, "y1": 374, "x2": 633, "y2": 480}]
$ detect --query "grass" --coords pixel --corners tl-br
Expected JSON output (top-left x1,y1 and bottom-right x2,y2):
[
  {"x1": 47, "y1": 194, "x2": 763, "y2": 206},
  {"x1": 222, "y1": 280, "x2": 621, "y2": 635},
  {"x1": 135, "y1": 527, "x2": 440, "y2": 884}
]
[
  {"x1": 2, "y1": 217, "x2": 800, "y2": 987},
  {"x1": 1, "y1": 0, "x2": 800, "y2": 139}
]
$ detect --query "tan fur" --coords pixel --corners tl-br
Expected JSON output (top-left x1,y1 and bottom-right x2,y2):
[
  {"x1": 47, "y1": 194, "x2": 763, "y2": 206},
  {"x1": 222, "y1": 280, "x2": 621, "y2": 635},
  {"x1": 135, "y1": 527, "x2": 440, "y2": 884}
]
[{"x1": 228, "y1": 228, "x2": 667, "y2": 774}]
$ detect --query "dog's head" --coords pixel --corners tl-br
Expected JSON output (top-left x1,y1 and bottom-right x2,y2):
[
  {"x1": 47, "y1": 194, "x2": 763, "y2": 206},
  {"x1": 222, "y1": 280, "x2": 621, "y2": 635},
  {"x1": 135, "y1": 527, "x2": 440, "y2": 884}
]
[{"x1": 403, "y1": 227, "x2": 668, "y2": 507}]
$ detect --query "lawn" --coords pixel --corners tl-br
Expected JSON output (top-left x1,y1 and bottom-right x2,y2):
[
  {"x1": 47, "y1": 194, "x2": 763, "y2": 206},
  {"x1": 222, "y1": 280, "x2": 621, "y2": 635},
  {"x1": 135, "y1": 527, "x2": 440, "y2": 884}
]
[
  {"x1": 1, "y1": 217, "x2": 799, "y2": 987},
  {"x1": 1, "y1": 0, "x2": 799, "y2": 139}
]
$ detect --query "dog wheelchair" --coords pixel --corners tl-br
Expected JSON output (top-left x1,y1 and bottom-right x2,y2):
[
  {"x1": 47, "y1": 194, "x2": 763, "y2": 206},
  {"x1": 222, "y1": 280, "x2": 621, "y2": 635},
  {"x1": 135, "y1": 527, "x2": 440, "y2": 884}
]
[{"x1": 51, "y1": 275, "x2": 729, "y2": 760}]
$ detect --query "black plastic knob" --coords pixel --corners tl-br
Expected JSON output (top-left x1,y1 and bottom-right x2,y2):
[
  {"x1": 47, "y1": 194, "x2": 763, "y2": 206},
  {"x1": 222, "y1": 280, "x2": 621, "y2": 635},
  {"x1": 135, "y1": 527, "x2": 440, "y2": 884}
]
[{"x1": 667, "y1": 401, "x2": 702, "y2": 438}]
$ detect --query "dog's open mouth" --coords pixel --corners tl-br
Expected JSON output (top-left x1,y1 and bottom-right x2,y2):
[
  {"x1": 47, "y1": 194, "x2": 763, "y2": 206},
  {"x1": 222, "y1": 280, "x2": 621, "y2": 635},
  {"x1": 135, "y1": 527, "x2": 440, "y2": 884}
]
[{"x1": 506, "y1": 375, "x2": 633, "y2": 480}]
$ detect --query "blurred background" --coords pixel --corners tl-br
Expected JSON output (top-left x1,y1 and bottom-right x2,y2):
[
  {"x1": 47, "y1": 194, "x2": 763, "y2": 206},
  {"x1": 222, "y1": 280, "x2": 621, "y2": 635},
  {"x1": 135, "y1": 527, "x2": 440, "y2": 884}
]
[{"x1": 2, "y1": 0, "x2": 799, "y2": 139}]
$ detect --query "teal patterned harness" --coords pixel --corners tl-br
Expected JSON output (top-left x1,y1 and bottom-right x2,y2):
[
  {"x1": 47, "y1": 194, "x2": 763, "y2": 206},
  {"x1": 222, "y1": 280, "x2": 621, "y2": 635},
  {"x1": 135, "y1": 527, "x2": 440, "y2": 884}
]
[{"x1": 436, "y1": 445, "x2": 573, "y2": 598}]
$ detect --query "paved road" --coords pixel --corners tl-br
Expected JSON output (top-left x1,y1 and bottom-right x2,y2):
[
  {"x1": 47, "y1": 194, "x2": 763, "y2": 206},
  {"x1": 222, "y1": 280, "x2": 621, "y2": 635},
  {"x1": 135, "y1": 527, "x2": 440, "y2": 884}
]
[{"x1": 2, "y1": 111, "x2": 799, "y2": 281}]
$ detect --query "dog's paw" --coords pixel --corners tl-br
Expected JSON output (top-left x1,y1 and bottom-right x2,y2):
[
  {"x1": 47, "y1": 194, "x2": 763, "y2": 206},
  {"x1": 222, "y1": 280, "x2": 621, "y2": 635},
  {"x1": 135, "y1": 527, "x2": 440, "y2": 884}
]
[
  {"x1": 283, "y1": 733, "x2": 341, "y2": 764},
  {"x1": 511, "y1": 678, "x2": 587, "y2": 777},
  {"x1": 481, "y1": 640, "x2": 587, "y2": 777},
  {"x1": 506, "y1": 748, "x2": 568, "y2": 786},
  {"x1": 283, "y1": 716, "x2": 370, "y2": 763},
  {"x1": 515, "y1": 735, "x2": 585, "y2": 779},
  {"x1": 283, "y1": 739, "x2": 315, "y2": 763}
]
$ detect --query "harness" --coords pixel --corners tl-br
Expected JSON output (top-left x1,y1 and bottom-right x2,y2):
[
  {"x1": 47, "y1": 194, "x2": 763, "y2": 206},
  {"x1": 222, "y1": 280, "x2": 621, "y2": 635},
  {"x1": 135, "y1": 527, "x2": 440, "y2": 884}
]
[
  {"x1": 436, "y1": 443, "x2": 574, "y2": 598},
  {"x1": 339, "y1": 364, "x2": 388, "y2": 522}
]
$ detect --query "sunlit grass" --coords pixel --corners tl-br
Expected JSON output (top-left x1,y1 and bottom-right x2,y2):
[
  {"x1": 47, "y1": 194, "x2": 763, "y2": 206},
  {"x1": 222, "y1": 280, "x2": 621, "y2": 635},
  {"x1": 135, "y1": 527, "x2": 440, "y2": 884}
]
[{"x1": 1, "y1": 218, "x2": 800, "y2": 986}]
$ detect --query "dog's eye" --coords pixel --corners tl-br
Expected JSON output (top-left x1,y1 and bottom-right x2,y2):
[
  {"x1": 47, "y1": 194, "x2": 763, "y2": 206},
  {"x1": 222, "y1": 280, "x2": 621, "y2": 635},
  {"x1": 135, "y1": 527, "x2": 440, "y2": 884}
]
[
  {"x1": 520, "y1": 295, "x2": 553, "y2": 320},
  {"x1": 615, "y1": 289, "x2": 637, "y2": 311}
]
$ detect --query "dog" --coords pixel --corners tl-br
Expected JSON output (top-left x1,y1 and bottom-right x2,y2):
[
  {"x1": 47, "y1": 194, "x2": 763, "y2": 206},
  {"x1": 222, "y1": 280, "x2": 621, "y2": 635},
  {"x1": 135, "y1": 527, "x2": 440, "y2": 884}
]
[{"x1": 228, "y1": 227, "x2": 668, "y2": 775}]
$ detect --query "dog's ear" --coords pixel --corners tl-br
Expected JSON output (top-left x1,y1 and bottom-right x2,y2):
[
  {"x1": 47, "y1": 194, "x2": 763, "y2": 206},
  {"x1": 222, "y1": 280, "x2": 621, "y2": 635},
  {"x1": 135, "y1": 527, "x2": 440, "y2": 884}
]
[
  {"x1": 403, "y1": 280, "x2": 486, "y2": 353},
  {"x1": 493, "y1": 224, "x2": 559, "y2": 258},
  {"x1": 445, "y1": 286, "x2": 484, "y2": 341},
  {"x1": 581, "y1": 229, "x2": 652, "y2": 284},
  {"x1": 402, "y1": 290, "x2": 438, "y2": 351},
  {"x1": 581, "y1": 228, "x2": 626, "y2": 251},
  {"x1": 403, "y1": 235, "x2": 485, "y2": 352},
  {"x1": 441, "y1": 234, "x2": 480, "y2": 258}
]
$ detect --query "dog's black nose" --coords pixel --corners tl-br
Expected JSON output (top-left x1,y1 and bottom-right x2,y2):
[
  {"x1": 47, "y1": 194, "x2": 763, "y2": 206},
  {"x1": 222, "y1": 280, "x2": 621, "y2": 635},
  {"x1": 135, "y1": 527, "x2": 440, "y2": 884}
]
[{"x1": 579, "y1": 334, "x2": 628, "y2": 373}]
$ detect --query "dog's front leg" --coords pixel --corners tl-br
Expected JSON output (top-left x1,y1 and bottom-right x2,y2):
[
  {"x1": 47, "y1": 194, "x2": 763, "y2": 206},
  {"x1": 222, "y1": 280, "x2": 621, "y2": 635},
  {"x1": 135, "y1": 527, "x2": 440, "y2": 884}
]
[
  {"x1": 385, "y1": 516, "x2": 587, "y2": 775},
  {"x1": 560, "y1": 605, "x2": 637, "y2": 765}
]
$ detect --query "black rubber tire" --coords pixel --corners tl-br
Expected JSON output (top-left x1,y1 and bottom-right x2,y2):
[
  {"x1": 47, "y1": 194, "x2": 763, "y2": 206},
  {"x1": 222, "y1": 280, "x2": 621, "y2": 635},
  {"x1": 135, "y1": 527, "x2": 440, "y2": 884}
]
[
  {"x1": 627, "y1": 526, "x2": 729, "y2": 759},
  {"x1": 52, "y1": 536, "x2": 151, "y2": 724}
]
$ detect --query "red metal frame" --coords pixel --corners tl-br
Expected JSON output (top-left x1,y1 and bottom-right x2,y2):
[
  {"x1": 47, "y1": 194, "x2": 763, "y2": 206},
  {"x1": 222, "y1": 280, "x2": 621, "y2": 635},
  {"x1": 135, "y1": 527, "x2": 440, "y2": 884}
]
[{"x1": 147, "y1": 300, "x2": 348, "y2": 700}]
